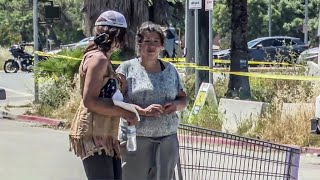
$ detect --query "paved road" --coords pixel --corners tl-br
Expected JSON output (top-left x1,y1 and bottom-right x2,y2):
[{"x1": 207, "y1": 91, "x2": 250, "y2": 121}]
[
  {"x1": 0, "y1": 119, "x2": 86, "y2": 180},
  {"x1": 299, "y1": 156, "x2": 320, "y2": 180},
  {"x1": 0, "y1": 119, "x2": 320, "y2": 180},
  {"x1": 0, "y1": 71, "x2": 34, "y2": 106}
]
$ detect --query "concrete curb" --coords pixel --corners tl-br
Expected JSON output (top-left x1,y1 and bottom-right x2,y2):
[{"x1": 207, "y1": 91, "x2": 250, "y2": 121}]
[
  {"x1": 16, "y1": 115, "x2": 62, "y2": 126},
  {"x1": 0, "y1": 110, "x2": 63, "y2": 127},
  {"x1": 301, "y1": 147, "x2": 320, "y2": 155}
]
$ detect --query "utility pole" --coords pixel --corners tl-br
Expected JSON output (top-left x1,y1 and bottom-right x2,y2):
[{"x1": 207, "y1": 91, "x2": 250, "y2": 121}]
[
  {"x1": 33, "y1": 0, "x2": 39, "y2": 103},
  {"x1": 195, "y1": 9, "x2": 200, "y2": 94},
  {"x1": 304, "y1": 0, "x2": 309, "y2": 45},
  {"x1": 208, "y1": 1, "x2": 214, "y2": 84},
  {"x1": 188, "y1": 0, "x2": 201, "y2": 94},
  {"x1": 317, "y1": 4, "x2": 320, "y2": 65},
  {"x1": 268, "y1": 0, "x2": 272, "y2": 37},
  {"x1": 186, "y1": 0, "x2": 195, "y2": 74}
]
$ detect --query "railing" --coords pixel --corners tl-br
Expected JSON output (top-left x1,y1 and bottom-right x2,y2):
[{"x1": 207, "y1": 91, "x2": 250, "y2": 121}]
[{"x1": 175, "y1": 124, "x2": 300, "y2": 180}]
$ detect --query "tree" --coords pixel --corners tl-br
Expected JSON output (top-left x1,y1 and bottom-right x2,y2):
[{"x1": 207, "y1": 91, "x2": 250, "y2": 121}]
[
  {"x1": 82, "y1": 0, "x2": 184, "y2": 52},
  {"x1": 0, "y1": 0, "x2": 33, "y2": 45},
  {"x1": 0, "y1": 0, "x2": 84, "y2": 47},
  {"x1": 225, "y1": 0, "x2": 251, "y2": 99},
  {"x1": 214, "y1": 0, "x2": 320, "y2": 47}
]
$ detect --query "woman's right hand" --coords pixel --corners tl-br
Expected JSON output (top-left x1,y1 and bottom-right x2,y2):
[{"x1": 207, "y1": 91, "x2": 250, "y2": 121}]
[
  {"x1": 122, "y1": 110, "x2": 139, "y2": 126},
  {"x1": 142, "y1": 104, "x2": 164, "y2": 117}
]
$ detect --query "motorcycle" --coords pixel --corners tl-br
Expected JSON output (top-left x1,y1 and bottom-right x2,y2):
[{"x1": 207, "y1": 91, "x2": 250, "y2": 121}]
[{"x1": 3, "y1": 42, "x2": 47, "y2": 73}]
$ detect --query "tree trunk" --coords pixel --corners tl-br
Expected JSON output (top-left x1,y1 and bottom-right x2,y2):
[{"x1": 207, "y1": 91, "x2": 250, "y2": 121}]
[
  {"x1": 226, "y1": 0, "x2": 251, "y2": 99},
  {"x1": 82, "y1": 0, "x2": 148, "y2": 51},
  {"x1": 152, "y1": 0, "x2": 170, "y2": 25}
]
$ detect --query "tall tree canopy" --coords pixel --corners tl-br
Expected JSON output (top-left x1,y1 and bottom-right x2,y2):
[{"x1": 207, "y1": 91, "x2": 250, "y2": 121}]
[
  {"x1": 214, "y1": 0, "x2": 320, "y2": 47},
  {"x1": 0, "y1": 0, "x2": 84, "y2": 47}
]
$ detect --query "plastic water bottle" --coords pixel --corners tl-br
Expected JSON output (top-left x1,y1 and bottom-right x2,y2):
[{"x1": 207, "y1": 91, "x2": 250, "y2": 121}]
[{"x1": 126, "y1": 125, "x2": 137, "y2": 151}]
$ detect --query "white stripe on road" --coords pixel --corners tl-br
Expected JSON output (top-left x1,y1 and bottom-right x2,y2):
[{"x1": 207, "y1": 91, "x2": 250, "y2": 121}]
[{"x1": 0, "y1": 86, "x2": 33, "y2": 97}]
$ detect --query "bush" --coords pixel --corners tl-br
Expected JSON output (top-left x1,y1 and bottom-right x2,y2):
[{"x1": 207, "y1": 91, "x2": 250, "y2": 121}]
[
  {"x1": 39, "y1": 76, "x2": 73, "y2": 108},
  {"x1": 182, "y1": 105, "x2": 223, "y2": 131},
  {"x1": 32, "y1": 76, "x2": 74, "y2": 118},
  {"x1": 38, "y1": 48, "x2": 83, "y2": 79},
  {"x1": 0, "y1": 46, "x2": 12, "y2": 70}
]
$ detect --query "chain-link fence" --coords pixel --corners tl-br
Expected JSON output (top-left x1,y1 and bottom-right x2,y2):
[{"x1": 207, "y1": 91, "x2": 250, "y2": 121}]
[{"x1": 175, "y1": 124, "x2": 300, "y2": 180}]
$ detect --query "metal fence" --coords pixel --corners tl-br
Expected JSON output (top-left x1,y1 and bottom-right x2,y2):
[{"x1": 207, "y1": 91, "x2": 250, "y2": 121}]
[{"x1": 175, "y1": 124, "x2": 300, "y2": 180}]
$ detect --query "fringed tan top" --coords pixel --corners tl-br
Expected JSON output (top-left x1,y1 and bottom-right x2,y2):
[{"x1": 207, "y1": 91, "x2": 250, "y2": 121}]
[{"x1": 69, "y1": 50, "x2": 121, "y2": 159}]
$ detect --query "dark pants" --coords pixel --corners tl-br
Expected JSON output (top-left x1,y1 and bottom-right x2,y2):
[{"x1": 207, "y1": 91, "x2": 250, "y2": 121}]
[
  {"x1": 121, "y1": 133, "x2": 179, "y2": 180},
  {"x1": 82, "y1": 150, "x2": 122, "y2": 180}
]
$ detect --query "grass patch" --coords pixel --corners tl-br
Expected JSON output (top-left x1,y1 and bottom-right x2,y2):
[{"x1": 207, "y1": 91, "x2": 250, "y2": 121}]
[
  {"x1": 182, "y1": 105, "x2": 223, "y2": 131},
  {"x1": 0, "y1": 46, "x2": 11, "y2": 70}
]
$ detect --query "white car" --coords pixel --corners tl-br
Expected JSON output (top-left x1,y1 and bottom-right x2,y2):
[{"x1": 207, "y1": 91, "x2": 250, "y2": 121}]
[
  {"x1": 74, "y1": 36, "x2": 94, "y2": 49},
  {"x1": 61, "y1": 36, "x2": 94, "y2": 50},
  {"x1": 297, "y1": 47, "x2": 319, "y2": 64}
]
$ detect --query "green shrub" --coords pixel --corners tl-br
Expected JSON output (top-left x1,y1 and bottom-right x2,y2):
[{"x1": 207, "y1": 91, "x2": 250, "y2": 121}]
[
  {"x1": 38, "y1": 76, "x2": 73, "y2": 109},
  {"x1": 0, "y1": 46, "x2": 12, "y2": 70},
  {"x1": 182, "y1": 105, "x2": 223, "y2": 131},
  {"x1": 38, "y1": 48, "x2": 83, "y2": 79}
]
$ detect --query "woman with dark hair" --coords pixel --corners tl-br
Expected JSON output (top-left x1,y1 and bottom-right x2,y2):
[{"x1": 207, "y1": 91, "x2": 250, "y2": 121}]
[
  {"x1": 69, "y1": 10, "x2": 138, "y2": 180},
  {"x1": 117, "y1": 21, "x2": 187, "y2": 180}
]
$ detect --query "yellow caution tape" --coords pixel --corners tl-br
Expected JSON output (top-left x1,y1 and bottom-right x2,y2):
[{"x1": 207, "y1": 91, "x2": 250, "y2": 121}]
[
  {"x1": 35, "y1": 51, "x2": 122, "y2": 64},
  {"x1": 162, "y1": 57, "x2": 302, "y2": 67},
  {"x1": 35, "y1": 51, "x2": 302, "y2": 67},
  {"x1": 214, "y1": 59, "x2": 304, "y2": 67},
  {"x1": 33, "y1": 51, "x2": 319, "y2": 81},
  {"x1": 226, "y1": 71, "x2": 320, "y2": 81},
  {"x1": 162, "y1": 58, "x2": 185, "y2": 62},
  {"x1": 35, "y1": 51, "x2": 81, "y2": 61}
]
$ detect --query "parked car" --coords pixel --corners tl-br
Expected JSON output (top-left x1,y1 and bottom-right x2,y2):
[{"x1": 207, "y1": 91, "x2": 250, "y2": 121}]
[
  {"x1": 61, "y1": 36, "x2": 94, "y2": 50},
  {"x1": 74, "y1": 36, "x2": 94, "y2": 49},
  {"x1": 297, "y1": 47, "x2": 319, "y2": 64},
  {"x1": 213, "y1": 36, "x2": 308, "y2": 64}
]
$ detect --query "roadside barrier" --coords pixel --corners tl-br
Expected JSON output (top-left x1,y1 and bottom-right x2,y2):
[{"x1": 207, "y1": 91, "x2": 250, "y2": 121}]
[{"x1": 34, "y1": 51, "x2": 319, "y2": 81}]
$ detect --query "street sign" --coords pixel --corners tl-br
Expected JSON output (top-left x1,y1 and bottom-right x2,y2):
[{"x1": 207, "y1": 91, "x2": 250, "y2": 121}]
[
  {"x1": 188, "y1": 83, "x2": 218, "y2": 122},
  {"x1": 189, "y1": 0, "x2": 202, "y2": 9},
  {"x1": 45, "y1": 5, "x2": 61, "y2": 20},
  {"x1": 205, "y1": 0, "x2": 214, "y2": 11}
]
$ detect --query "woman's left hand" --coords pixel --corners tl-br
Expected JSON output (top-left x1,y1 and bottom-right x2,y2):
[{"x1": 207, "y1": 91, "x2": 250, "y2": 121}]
[{"x1": 164, "y1": 102, "x2": 177, "y2": 114}]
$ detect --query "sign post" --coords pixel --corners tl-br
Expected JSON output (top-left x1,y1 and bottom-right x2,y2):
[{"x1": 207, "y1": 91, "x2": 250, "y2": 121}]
[
  {"x1": 33, "y1": 0, "x2": 39, "y2": 103},
  {"x1": 317, "y1": 5, "x2": 320, "y2": 65},
  {"x1": 205, "y1": 0, "x2": 214, "y2": 84},
  {"x1": 189, "y1": 0, "x2": 202, "y2": 95}
]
